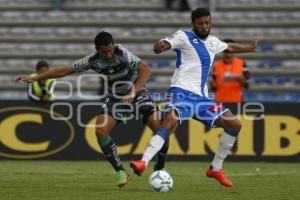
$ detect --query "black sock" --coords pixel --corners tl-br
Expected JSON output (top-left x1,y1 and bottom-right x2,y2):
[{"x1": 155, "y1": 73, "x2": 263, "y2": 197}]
[
  {"x1": 155, "y1": 138, "x2": 169, "y2": 170},
  {"x1": 99, "y1": 136, "x2": 124, "y2": 172}
]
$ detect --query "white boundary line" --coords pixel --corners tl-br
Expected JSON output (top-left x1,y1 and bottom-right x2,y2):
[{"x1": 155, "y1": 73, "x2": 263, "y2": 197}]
[{"x1": 227, "y1": 171, "x2": 299, "y2": 177}]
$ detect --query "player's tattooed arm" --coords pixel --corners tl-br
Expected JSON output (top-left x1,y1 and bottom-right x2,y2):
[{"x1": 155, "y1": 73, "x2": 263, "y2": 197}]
[
  {"x1": 16, "y1": 66, "x2": 73, "y2": 83},
  {"x1": 226, "y1": 39, "x2": 259, "y2": 53},
  {"x1": 153, "y1": 40, "x2": 171, "y2": 54}
]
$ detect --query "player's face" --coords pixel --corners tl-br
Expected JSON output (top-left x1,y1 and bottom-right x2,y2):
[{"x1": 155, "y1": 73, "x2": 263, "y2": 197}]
[
  {"x1": 192, "y1": 16, "x2": 211, "y2": 39},
  {"x1": 98, "y1": 44, "x2": 114, "y2": 60}
]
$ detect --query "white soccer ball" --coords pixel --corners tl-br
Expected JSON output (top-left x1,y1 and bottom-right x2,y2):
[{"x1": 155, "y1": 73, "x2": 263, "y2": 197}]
[{"x1": 148, "y1": 170, "x2": 173, "y2": 192}]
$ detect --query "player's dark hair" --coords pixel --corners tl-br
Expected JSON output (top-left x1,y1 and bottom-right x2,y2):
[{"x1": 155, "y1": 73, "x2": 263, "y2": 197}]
[
  {"x1": 94, "y1": 31, "x2": 114, "y2": 49},
  {"x1": 191, "y1": 8, "x2": 211, "y2": 22},
  {"x1": 36, "y1": 60, "x2": 49, "y2": 71}
]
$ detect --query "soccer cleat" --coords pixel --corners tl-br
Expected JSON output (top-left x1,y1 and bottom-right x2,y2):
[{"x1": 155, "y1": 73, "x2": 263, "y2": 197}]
[
  {"x1": 206, "y1": 167, "x2": 233, "y2": 187},
  {"x1": 116, "y1": 170, "x2": 131, "y2": 188},
  {"x1": 130, "y1": 160, "x2": 146, "y2": 176}
]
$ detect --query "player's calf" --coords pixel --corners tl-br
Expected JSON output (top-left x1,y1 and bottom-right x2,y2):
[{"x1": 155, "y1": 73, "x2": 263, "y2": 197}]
[
  {"x1": 154, "y1": 138, "x2": 169, "y2": 171},
  {"x1": 211, "y1": 112, "x2": 241, "y2": 172}
]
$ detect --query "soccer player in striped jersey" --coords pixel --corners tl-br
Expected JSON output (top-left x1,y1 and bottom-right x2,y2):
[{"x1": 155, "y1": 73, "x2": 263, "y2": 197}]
[{"x1": 130, "y1": 8, "x2": 258, "y2": 188}]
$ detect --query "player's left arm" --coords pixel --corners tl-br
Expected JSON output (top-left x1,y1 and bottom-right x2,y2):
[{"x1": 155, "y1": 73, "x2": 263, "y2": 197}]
[
  {"x1": 226, "y1": 39, "x2": 259, "y2": 53},
  {"x1": 120, "y1": 45, "x2": 152, "y2": 103},
  {"x1": 122, "y1": 61, "x2": 152, "y2": 103},
  {"x1": 133, "y1": 61, "x2": 152, "y2": 92}
]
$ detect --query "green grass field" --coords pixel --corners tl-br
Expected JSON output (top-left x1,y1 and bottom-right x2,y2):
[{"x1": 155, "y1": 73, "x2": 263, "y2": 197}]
[{"x1": 0, "y1": 161, "x2": 299, "y2": 200}]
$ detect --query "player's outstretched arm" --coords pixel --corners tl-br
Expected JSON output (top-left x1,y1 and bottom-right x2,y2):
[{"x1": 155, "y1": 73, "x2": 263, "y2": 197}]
[
  {"x1": 16, "y1": 65, "x2": 73, "y2": 83},
  {"x1": 153, "y1": 40, "x2": 171, "y2": 54},
  {"x1": 227, "y1": 39, "x2": 259, "y2": 54}
]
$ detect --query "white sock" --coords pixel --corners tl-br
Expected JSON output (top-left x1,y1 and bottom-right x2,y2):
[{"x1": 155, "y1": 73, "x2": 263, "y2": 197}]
[
  {"x1": 211, "y1": 132, "x2": 236, "y2": 171},
  {"x1": 142, "y1": 135, "x2": 165, "y2": 166}
]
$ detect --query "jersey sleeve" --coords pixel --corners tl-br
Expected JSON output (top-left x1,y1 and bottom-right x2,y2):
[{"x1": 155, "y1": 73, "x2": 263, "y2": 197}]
[
  {"x1": 212, "y1": 36, "x2": 229, "y2": 54},
  {"x1": 71, "y1": 54, "x2": 93, "y2": 73},
  {"x1": 118, "y1": 44, "x2": 141, "y2": 70},
  {"x1": 162, "y1": 30, "x2": 185, "y2": 50}
]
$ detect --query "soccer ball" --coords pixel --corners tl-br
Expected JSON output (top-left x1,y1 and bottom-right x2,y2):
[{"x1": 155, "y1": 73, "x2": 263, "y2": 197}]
[{"x1": 148, "y1": 170, "x2": 173, "y2": 192}]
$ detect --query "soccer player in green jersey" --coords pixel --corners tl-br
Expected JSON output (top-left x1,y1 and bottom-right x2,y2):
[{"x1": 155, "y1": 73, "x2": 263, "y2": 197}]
[{"x1": 16, "y1": 31, "x2": 169, "y2": 188}]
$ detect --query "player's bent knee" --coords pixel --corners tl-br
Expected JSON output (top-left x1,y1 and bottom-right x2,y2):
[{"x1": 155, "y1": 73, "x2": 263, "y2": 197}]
[
  {"x1": 161, "y1": 110, "x2": 179, "y2": 132},
  {"x1": 225, "y1": 120, "x2": 241, "y2": 137},
  {"x1": 95, "y1": 127, "x2": 110, "y2": 139},
  {"x1": 232, "y1": 120, "x2": 242, "y2": 131}
]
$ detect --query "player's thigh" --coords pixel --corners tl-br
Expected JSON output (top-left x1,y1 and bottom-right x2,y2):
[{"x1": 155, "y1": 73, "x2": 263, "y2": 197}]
[
  {"x1": 146, "y1": 108, "x2": 179, "y2": 133},
  {"x1": 194, "y1": 102, "x2": 229, "y2": 128},
  {"x1": 133, "y1": 89, "x2": 157, "y2": 124},
  {"x1": 160, "y1": 110, "x2": 179, "y2": 133},
  {"x1": 214, "y1": 110, "x2": 241, "y2": 131},
  {"x1": 146, "y1": 109, "x2": 179, "y2": 133},
  {"x1": 95, "y1": 114, "x2": 117, "y2": 139},
  {"x1": 146, "y1": 111, "x2": 161, "y2": 132}
]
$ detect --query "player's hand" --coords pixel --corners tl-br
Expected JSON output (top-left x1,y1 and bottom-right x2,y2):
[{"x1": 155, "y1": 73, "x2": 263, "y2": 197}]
[
  {"x1": 154, "y1": 40, "x2": 171, "y2": 54},
  {"x1": 122, "y1": 89, "x2": 136, "y2": 103},
  {"x1": 251, "y1": 38, "x2": 259, "y2": 52},
  {"x1": 15, "y1": 76, "x2": 35, "y2": 83}
]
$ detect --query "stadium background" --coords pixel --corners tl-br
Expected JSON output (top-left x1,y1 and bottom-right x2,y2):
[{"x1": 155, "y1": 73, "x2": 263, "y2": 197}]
[
  {"x1": 0, "y1": 0, "x2": 300, "y2": 161},
  {"x1": 0, "y1": 0, "x2": 299, "y2": 199}
]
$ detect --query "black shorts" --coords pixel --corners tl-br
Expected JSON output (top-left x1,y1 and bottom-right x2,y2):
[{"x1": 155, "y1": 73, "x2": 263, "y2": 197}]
[{"x1": 98, "y1": 88, "x2": 156, "y2": 124}]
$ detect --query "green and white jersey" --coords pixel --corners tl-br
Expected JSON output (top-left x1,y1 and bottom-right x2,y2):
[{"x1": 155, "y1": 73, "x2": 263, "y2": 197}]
[{"x1": 72, "y1": 44, "x2": 141, "y2": 96}]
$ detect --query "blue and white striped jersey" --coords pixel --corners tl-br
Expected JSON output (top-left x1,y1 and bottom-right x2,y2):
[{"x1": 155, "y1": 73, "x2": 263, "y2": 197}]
[{"x1": 162, "y1": 29, "x2": 228, "y2": 97}]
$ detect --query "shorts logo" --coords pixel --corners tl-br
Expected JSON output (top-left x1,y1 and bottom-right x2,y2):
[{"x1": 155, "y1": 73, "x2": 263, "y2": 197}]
[
  {"x1": 108, "y1": 67, "x2": 114, "y2": 73},
  {"x1": 166, "y1": 94, "x2": 173, "y2": 103},
  {"x1": 209, "y1": 105, "x2": 223, "y2": 113}
]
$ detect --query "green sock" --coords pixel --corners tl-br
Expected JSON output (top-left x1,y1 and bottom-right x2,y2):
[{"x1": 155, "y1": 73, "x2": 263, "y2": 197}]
[{"x1": 99, "y1": 136, "x2": 124, "y2": 172}]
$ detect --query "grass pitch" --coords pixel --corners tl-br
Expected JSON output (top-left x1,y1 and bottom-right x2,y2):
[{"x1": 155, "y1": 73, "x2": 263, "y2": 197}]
[{"x1": 0, "y1": 161, "x2": 299, "y2": 200}]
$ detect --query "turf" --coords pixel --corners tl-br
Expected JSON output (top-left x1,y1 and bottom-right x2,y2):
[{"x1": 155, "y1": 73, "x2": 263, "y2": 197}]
[{"x1": 0, "y1": 161, "x2": 299, "y2": 200}]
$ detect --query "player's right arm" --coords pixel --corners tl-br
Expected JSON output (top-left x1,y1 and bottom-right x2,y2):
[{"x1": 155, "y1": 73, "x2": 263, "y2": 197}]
[
  {"x1": 16, "y1": 54, "x2": 94, "y2": 83},
  {"x1": 153, "y1": 30, "x2": 184, "y2": 54},
  {"x1": 16, "y1": 66, "x2": 73, "y2": 83},
  {"x1": 153, "y1": 40, "x2": 171, "y2": 54}
]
